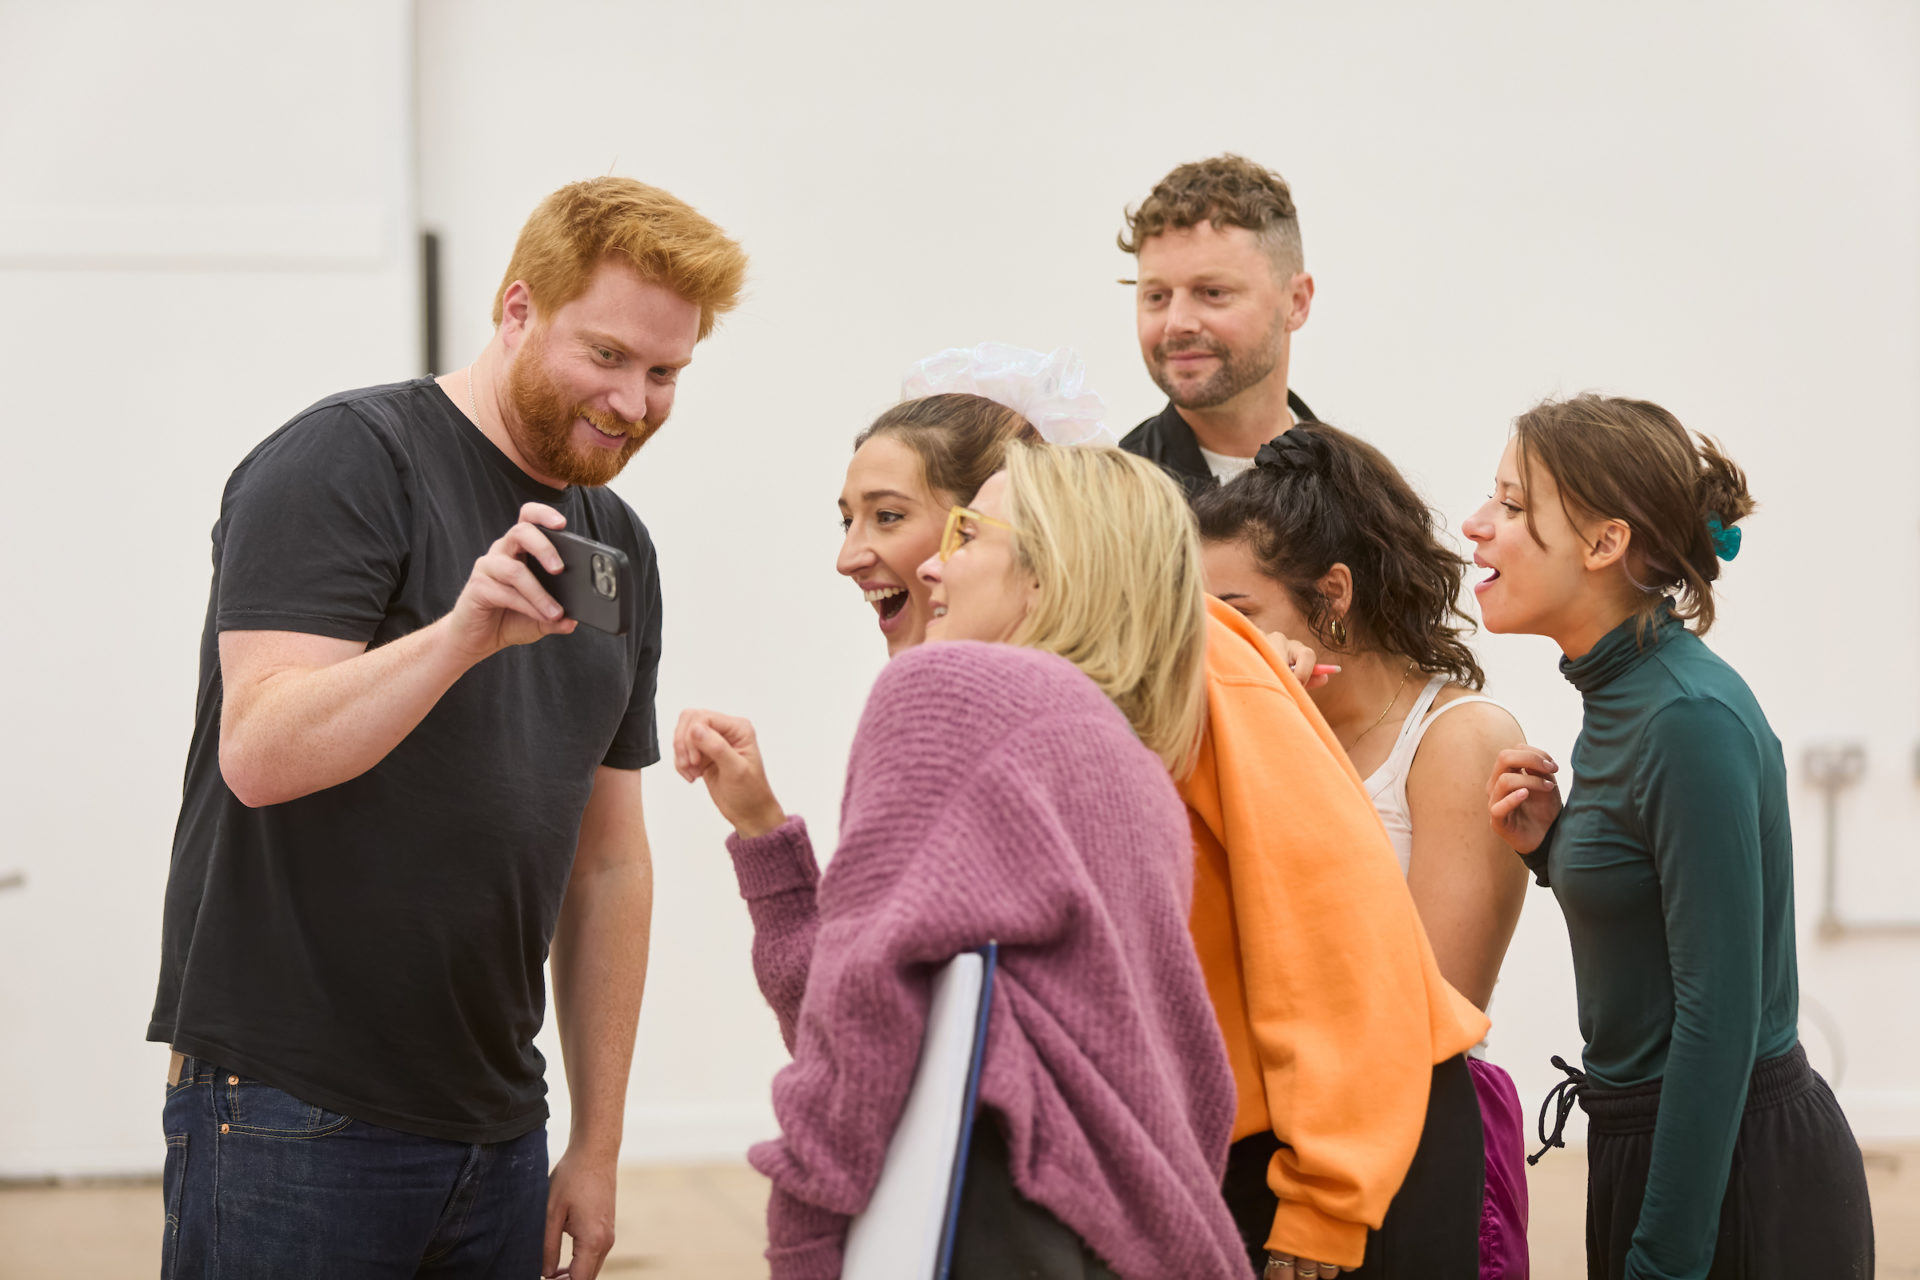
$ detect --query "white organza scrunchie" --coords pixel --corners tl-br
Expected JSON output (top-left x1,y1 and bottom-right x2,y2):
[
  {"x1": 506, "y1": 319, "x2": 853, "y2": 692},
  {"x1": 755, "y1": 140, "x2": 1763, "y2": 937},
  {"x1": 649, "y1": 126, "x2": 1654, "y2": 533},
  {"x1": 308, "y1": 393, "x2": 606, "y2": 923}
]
[{"x1": 899, "y1": 342, "x2": 1117, "y2": 447}]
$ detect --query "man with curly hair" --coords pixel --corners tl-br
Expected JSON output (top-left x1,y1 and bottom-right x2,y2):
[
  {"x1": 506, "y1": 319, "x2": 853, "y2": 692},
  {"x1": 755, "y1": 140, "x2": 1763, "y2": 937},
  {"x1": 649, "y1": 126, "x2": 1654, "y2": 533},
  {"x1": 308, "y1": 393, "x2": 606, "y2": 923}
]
[{"x1": 1118, "y1": 154, "x2": 1317, "y2": 499}]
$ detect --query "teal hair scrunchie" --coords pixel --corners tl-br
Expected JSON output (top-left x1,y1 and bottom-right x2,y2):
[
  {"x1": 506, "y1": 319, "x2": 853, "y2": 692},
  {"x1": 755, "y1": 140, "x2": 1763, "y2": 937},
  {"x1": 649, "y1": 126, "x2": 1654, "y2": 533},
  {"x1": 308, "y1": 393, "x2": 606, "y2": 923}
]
[{"x1": 1706, "y1": 515, "x2": 1742, "y2": 562}]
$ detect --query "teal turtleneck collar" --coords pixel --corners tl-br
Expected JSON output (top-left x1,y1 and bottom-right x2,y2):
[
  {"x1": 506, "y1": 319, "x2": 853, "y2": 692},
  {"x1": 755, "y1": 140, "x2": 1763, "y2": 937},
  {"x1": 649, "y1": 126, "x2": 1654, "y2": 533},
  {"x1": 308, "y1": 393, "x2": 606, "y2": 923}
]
[{"x1": 1559, "y1": 602, "x2": 1684, "y2": 695}]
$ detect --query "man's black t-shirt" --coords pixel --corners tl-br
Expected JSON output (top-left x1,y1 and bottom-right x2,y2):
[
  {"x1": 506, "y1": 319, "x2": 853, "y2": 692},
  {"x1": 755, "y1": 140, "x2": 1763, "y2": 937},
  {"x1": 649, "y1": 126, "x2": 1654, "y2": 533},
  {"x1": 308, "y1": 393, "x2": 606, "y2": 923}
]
[
  {"x1": 1117, "y1": 391, "x2": 1318, "y2": 503},
  {"x1": 148, "y1": 378, "x2": 663, "y2": 1143}
]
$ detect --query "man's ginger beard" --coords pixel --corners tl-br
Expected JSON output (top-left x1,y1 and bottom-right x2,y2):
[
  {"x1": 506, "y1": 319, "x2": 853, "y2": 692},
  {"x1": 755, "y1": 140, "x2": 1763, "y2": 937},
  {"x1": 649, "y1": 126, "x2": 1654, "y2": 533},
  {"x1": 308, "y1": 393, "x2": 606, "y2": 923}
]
[{"x1": 505, "y1": 326, "x2": 660, "y2": 487}]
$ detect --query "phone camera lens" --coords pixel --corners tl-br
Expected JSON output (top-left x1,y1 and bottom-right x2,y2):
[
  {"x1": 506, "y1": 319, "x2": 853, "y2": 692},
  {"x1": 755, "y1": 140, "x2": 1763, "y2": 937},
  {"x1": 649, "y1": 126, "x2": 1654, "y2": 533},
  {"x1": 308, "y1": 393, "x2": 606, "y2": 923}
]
[{"x1": 591, "y1": 553, "x2": 617, "y2": 599}]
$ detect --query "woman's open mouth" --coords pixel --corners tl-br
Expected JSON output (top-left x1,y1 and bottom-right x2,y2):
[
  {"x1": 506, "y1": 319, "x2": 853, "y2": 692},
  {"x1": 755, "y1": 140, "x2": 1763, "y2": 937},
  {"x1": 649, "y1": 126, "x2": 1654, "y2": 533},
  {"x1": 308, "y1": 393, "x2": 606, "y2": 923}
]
[
  {"x1": 864, "y1": 585, "x2": 909, "y2": 624},
  {"x1": 1474, "y1": 566, "x2": 1501, "y2": 594}
]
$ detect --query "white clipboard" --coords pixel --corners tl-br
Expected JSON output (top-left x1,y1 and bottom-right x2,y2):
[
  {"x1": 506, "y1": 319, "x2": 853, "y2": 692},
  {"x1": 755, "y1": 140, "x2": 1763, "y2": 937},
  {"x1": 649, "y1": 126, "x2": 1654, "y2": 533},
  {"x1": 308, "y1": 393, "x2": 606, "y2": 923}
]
[{"x1": 842, "y1": 943, "x2": 998, "y2": 1280}]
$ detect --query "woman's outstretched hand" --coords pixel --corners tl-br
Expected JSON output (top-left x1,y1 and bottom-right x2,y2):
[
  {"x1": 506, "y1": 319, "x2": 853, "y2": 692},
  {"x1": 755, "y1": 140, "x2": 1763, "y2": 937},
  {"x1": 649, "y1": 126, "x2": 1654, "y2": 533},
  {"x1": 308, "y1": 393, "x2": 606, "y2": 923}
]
[
  {"x1": 672, "y1": 709, "x2": 786, "y2": 839},
  {"x1": 1487, "y1": 745, "x2": 1562, "y2": 855}
]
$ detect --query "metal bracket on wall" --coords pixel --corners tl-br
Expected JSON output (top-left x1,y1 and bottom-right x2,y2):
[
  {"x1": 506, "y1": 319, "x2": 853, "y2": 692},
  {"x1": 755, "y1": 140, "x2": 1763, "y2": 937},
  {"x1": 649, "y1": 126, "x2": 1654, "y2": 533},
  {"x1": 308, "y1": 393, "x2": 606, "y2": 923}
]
[
  {"x1": 420, "y1": 229, "x2": 443, "y2": 378},
  {"x1": 1804, "y1": 743, "x2": 1920, "y2": 938}
]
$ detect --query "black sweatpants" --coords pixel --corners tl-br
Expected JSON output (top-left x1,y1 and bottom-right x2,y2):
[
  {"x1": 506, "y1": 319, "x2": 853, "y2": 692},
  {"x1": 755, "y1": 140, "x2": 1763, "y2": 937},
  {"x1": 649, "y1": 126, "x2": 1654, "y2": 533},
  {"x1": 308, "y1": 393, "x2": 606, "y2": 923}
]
[
  {"x1": 1221, "y1": 1053, "x2": 1482, "y2": 1278},
  {"x1": 1582, "y1": 1043, "x2": 1874, "y2": 1278},
  {"x1": 948, "y1": 1119, "x2": 1120, "y2": 1280}
]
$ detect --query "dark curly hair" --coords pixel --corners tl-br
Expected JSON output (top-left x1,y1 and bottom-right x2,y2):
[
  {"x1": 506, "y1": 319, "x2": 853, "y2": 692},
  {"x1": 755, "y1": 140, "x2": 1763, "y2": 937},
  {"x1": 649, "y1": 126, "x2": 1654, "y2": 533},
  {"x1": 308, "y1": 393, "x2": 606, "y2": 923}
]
[
  {"x1": 1117, "y1": 153, "x2": 1302, "y2": 274},
  {"x1": 1193, "y1": 422, "x2": 1484, "y2": 688}
]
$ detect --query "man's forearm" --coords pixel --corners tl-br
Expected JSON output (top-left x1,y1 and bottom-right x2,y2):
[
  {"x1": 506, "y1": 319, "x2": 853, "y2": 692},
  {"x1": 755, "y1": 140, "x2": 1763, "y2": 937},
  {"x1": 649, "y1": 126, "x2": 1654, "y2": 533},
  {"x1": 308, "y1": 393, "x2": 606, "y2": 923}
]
[
  {"x1": 553, "y1": 859, "x2": 654, "y2": 1159},
  {"x1": 218, "y1": 619, "x2": 477, "y2": 807}
]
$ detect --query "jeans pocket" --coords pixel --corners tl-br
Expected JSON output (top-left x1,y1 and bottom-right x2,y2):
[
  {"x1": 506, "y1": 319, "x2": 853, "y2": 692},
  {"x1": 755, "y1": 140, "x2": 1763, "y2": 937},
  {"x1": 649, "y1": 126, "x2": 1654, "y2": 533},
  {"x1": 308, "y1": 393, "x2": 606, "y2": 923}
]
[
  {"x1": 164, "y1": 1054, "x2": 201, "y2": 1101},
  {"x1": 218, "y1": 1072, "x2": 353, "y2": 1139},
  {"x1": 161, "y1": 1132, "x2": 188, "y2": 1279}
]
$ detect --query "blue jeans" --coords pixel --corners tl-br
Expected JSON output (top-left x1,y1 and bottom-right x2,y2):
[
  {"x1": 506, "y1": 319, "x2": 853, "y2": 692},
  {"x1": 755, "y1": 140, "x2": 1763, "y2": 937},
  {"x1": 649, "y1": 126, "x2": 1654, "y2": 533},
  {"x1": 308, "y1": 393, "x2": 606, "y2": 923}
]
[{"x1": 161, "y1": 1056, "x2": 548, "y2": 1279}]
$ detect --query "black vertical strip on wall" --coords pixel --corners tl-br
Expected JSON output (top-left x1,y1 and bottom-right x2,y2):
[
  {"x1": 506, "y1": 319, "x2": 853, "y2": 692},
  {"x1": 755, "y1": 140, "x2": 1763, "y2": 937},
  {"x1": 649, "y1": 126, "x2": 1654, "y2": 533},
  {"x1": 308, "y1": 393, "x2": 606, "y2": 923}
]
[{"x1": 421, "y1": 229, "x2": 443, "y2": 376}]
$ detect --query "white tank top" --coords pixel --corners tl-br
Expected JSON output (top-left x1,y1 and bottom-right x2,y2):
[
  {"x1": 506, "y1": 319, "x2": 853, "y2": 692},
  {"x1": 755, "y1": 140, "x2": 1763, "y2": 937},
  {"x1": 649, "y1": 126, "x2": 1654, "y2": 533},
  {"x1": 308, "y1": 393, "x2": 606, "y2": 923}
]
[
  {"x1": 1362, "y1": 676, "x2": 1514, "y2": 1056},
  {"x1": 1363, "y1": 675, "x2": 1511, "y2": 876}
]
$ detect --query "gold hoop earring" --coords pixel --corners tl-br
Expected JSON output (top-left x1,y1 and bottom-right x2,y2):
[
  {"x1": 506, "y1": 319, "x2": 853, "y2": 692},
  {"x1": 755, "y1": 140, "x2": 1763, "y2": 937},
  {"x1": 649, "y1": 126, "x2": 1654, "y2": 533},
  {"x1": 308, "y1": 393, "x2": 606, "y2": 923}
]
[{"x1": 1328, "y1": 617, "x2": 1349, "y2": 648}]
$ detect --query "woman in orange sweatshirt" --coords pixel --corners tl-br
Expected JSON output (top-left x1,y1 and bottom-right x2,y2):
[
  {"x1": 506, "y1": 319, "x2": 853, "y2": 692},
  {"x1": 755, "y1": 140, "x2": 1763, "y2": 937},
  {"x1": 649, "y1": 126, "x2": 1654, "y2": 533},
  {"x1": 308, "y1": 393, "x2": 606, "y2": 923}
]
[{"x1": 1188, "y1": 597, "x2": 1490, "y2": 1279}]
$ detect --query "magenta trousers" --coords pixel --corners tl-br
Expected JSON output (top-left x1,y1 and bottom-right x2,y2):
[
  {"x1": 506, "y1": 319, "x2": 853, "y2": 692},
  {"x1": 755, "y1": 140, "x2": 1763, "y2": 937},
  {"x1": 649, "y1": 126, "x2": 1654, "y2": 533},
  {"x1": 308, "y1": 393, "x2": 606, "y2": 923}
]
[{"x1": 1469, "y1": 1058, "x2": 1530, "y2": 1279}]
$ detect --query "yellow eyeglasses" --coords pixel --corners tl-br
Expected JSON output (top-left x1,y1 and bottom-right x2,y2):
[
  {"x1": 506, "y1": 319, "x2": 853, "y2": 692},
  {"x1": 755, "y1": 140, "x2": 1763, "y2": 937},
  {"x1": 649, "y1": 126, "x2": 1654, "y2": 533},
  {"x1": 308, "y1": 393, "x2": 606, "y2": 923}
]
[{"x1": 938, "y1": 504, "x2": 1015, "y2": 562}]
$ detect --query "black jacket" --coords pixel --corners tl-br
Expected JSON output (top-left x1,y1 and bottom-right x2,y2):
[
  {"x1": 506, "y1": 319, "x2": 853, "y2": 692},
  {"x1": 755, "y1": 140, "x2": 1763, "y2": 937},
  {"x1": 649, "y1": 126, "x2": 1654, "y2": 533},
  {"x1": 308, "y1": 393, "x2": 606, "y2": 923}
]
[{"x1": 1117, "y1": 391, "x2": 1317, "y2": 503}]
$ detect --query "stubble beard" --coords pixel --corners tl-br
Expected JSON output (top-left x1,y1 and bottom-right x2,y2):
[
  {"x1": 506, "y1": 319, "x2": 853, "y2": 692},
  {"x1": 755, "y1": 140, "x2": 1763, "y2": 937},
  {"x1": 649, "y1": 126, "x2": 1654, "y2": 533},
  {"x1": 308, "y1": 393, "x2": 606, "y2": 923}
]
[
  {"x1": 504, "y1": 331, "x2": 659, "y2": 487},
  {"x1": 1149, "y1": 317, "x2": 1286, "y2": 411}
]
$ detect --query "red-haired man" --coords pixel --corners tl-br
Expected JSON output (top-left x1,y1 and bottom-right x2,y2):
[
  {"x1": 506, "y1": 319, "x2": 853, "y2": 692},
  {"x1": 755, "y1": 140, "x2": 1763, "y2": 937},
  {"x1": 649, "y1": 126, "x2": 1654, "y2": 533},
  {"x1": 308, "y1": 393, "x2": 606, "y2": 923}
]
[{"x1": 149, "y1": 178, "x2": 746, "y2": 1280}]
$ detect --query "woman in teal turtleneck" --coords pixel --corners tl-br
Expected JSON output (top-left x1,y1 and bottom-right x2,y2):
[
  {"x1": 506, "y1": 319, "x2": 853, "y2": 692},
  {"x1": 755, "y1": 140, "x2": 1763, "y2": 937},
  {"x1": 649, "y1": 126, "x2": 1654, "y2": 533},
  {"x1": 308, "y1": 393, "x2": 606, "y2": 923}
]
[{"x1": 1464, "y1": 394, "x2": 1872, "y2": 1280}]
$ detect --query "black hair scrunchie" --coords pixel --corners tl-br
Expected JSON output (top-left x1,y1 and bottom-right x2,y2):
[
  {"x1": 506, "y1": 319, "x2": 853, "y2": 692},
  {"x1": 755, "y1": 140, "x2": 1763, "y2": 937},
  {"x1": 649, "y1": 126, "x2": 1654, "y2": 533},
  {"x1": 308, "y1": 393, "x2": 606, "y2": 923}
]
[{"x1": 1254, "y1": 426, "x2": 1327, "y2": 476}]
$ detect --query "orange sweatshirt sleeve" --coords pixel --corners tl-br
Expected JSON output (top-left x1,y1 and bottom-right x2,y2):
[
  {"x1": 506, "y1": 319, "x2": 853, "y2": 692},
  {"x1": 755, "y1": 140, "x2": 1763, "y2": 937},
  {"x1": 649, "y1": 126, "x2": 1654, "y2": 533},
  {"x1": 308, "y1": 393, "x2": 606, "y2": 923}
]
[{"x1": 1182, "y1": 600, "x2": 1488, "y2": 1267}]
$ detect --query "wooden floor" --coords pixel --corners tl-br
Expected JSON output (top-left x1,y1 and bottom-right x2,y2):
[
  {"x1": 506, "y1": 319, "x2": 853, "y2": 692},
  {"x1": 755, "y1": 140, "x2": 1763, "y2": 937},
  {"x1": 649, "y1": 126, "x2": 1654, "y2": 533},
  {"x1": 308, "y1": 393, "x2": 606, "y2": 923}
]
[{"x1": 3, "y1": 1144, "x2": 1915, "y2": 1278}]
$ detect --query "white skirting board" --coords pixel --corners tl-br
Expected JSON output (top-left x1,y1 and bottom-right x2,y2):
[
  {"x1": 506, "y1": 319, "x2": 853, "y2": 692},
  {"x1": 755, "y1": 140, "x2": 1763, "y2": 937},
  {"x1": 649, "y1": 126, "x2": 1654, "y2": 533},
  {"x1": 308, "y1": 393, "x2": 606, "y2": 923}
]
[
  {"x1": 1834, "y1": 1089, "x2": 1920, "y2": 1142},
  {"x1": 0, "y1": 1101, "x2": 781, "y2": 1183},
  {"x1": 8, "y1": 1090, "x2": 1916, "y2": 1184}
]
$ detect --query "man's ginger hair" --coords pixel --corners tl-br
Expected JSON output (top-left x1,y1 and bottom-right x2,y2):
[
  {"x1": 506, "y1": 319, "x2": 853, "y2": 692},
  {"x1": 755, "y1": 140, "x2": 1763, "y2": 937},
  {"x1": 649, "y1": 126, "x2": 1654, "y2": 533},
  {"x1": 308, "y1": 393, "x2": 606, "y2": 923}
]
[
  {"x1": 491, "y1": 177, "x2": 747, "y2": 340},
  {"x1": 1118, "y1": 154, "x2": 1303, "y2": 277}
]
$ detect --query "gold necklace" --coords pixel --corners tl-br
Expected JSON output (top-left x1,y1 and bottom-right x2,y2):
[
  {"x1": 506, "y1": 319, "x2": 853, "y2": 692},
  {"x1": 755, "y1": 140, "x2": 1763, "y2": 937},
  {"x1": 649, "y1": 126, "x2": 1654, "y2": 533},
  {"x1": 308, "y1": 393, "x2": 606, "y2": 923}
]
[{"x1": 1354, "y1": 659, "x2": 1418, "y2": 744}]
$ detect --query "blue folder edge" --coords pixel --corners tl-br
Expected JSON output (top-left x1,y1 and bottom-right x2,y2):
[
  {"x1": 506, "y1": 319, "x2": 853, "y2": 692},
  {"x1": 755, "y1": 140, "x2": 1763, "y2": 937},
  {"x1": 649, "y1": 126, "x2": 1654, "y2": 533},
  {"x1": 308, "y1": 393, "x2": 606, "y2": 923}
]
[{"x1": 932, "y1": 941, "x2": 998, "y2": 1279}]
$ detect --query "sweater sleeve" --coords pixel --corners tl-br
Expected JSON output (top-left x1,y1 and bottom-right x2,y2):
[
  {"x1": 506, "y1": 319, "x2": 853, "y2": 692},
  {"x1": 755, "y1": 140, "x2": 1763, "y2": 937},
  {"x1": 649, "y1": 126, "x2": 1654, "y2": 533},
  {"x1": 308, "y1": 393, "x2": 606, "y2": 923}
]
[
  {"x1": 1199, "y1": 673, "x2": 1484, "y2": 1266},
  {"x1": 747, "y1": 707, "x2": 1105, "y2": 1278},
  {"x1": 1625, "y1": 698, "x2": 1766, "y2": 1280},
  {"x1": 727, "y1": 816, "x2": 824, "y2": 1052}
]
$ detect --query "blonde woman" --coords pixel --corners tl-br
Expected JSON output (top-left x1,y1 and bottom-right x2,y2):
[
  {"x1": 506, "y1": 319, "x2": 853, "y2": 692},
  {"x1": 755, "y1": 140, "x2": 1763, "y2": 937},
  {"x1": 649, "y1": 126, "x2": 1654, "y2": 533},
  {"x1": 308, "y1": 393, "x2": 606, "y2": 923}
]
[{"x1": 675, "y1": 445, "x2": 1245, "y2": 1280}]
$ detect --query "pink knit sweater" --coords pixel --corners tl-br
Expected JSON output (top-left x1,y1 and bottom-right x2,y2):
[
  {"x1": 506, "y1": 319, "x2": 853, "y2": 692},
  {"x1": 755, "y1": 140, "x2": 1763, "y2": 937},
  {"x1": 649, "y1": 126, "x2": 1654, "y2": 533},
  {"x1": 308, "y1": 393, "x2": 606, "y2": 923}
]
[{"x1": 725, "y1": 642, "x2": 1244, "y2": 1279}]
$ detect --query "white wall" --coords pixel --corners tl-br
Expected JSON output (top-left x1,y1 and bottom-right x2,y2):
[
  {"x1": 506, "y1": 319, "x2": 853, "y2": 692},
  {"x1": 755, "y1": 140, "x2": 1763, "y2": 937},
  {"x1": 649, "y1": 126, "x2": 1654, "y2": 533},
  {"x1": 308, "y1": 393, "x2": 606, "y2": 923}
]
[
  {"x1": 415, "y1": 0, "x2": 1920, "y2": 1159},
  {"x1": 2, "y1": 0, "x2": 1915, "y2": 1180},
  {"x1": 0, "y1": 0, "x2": 420, "y2": 1176}
]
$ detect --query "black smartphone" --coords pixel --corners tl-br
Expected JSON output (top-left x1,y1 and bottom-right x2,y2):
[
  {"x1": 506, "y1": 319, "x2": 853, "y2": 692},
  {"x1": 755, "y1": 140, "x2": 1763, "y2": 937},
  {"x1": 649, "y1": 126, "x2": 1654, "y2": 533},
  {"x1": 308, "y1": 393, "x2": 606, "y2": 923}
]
[{"x1": 523, "y1": 530, "x2": 635, "y2": 636}]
